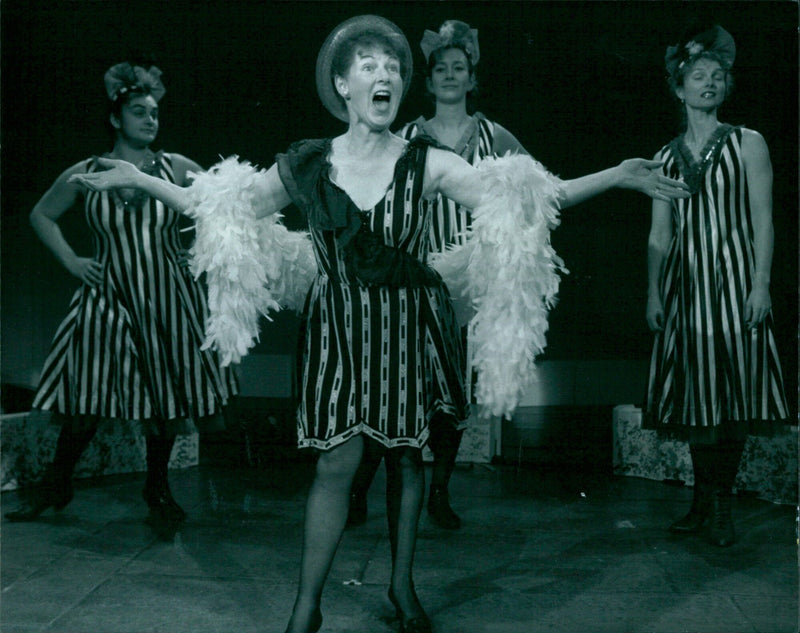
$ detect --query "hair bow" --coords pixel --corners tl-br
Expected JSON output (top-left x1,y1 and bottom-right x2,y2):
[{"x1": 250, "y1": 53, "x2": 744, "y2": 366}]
[
  {"x1": 104, "y1": 62, "x2": 166, "y2": 102},
  {"x1": 420, "y1": 19, "x2": 480, "y2": 65},
  {"x1": 664, "y1": 24, "x2": 736, "y2": 78}
]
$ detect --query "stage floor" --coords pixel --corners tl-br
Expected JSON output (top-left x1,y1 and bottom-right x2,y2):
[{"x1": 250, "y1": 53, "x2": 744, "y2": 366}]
[{"x1": 2, "y1": 459, "x2": 796, "y2": 633}]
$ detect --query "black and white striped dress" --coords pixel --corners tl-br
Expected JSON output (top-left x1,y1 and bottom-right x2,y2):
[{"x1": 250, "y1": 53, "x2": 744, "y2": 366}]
[
  {"x1": 645, "y1": 125, "x2": 788, "y2": 434},
  {"x1": 277, "y1": 137, "x2": 468, "y2": 450},
  {"x1": 400, "y1": 113, "x2": 495, "y2": 252},
  {"x1": 32, "y1": 152, "x2": 236, "y2": 428}
]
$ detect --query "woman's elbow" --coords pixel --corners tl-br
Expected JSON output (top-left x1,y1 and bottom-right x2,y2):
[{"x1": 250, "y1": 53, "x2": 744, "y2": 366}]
[{"x1": 29, "y1": 205, "x2": 45, "y2": 228}]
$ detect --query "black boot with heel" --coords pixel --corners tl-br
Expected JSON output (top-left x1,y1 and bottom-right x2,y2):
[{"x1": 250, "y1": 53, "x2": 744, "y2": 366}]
[
  {"x1": 143, "y1": 434, "x2": 186, "y2": 524},
  {"x1": 5, "y1": 419, "x2": 96, "y2": 522},
  {"x1": 706, "y1": 439, "x2": 744, "y2": 547},
  {"x1": 669, "y1": 444, "x2": 713, "y2": 533},
  {"x1": 5, "y1": 467, "x2": 74, "y2": 522},
  {"x1": 427, "y1": 484, "x2": 460, "y2": 530}
]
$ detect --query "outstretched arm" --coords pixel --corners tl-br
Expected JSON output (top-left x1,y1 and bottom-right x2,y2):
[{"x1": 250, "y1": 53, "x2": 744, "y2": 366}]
[
  {"x1": 30, "y1": 162, "x2": 103, "y2": 286},
  {"x1": 170, "y1": 153, "x2": 204, "y2": 187},
  {"x1": 560, "y1": 159, "x2": 690, "y2": 208},
  {"x1": 492, "y1": 122, "x2": 690, "y2": 208},
  {"x1": 423, "y1": 147, "x2": 690, "y2": 213},
  {"x1": 423, "y1": 147, "x2": 485, "y2": 208},
  {"x1": 742, "y1": 128, "x2": 775, "y2": 328},
  {"x1": 69, "y1": 157, "x2": 292, "y2": 219}
]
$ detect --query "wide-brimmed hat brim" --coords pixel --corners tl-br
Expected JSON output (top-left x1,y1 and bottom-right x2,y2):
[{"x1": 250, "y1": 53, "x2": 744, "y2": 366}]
[{"x1": 315, "y1": 14, "x2": 413, "y2": 122}]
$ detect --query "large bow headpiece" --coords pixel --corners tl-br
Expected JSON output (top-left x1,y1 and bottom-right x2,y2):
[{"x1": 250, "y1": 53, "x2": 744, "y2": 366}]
[
  {"x1": 420, "y1": 20, "x2": 480, "y2": 65},
  {"x1": 665, "y1": 25, "x2": 736, "y2": 78},
  {"x1": 104, "y1": 62, "x2": 166, "y2": 102}
]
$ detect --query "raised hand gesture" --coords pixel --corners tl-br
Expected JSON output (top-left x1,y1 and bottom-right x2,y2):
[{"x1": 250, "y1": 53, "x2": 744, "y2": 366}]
[
  {"x1": 618, "y1": 158, "x2": 690, "y2": 201},
  {"x1": 68, "y1": 157, "x2": 141, "y2": 192}
]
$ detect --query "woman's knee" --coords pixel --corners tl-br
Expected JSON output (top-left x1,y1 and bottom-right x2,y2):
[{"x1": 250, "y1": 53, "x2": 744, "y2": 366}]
[
  {"x1": 315, "y1": 436, "x2": 364, "y2": 480},
  {"x1": 389, "y1": 447, "x2": 423, "y2": 473}
]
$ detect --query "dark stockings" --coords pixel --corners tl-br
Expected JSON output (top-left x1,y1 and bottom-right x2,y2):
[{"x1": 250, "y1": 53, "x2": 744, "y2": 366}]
[
  {"x1": 385, "y1": 447, "x2": 427, "y2": 621},
  {"x1": 143, "y1": 431, "x2": 184, "y2": 522},
  {"x1": 285, "y1": 436, "x2": 363, "y2": 633},
  {"x1": 708, "y1": 439, "x2": 745, "y2": 547},
  {"x1": 349, "y1": 414, "x2": 464, "y2": 531},
  {"x1": 428, "y1": 415, "x2": 463, "y2": 489},
  {"x1": 347, "y1": 437, "x2": 386, "y2": 524},
  {"x1": 426, "y1": 414, "x2": 463, "y2": 529},
  {"x1": 5, "y1": 415, "x2": 99, "y2": 521},
  {"x1": 679, "y1": 437, "x2": 745, "y2": 546},
  {"x1": 51, "y1": 417, "x2": 100, "y2": 491}
]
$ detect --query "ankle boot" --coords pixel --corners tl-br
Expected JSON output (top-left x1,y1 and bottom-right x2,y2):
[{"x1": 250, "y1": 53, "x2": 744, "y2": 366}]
[
  {"x1": 144, "y1": 434, "x2": 186, "y2": 523},
  {"x1": 5, "y1": 419, "x2": 98, "y2": 522},
  {"x1": 5, "y1": 469, "x2": 73, "y2": 522},
  {"x1": 143, "y1": 480, "x2": 187, "y2": 523},
  {"x1": 428, "y1": 484, "x2": 460, "y2": 529},
  {"x1": 708, "y1": 488, "x2": 735, "y2": 547},
  {"x1": 669, "y1": 479, "x2": 711, "y2": 533}
]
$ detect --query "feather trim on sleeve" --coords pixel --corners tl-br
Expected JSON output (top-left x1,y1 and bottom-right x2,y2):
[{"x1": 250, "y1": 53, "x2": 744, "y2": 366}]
[
  {"x1": 431, "y1": 153, "x2": 566, "y2": 418},
  {"x1": 185, "y1": 156, "x2": 315, "y2": 366}
]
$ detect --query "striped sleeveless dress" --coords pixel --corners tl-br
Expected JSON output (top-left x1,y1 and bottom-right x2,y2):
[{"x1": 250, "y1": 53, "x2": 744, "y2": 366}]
[
  {"x1": 276, "y1": 137, "x2": 468, "y2": 450},
  {"x1": 32, "y1": 152, "x2": 236, "y2": 429},
  {"x1": 400, "y1": 113, "x2": 495, "y2": 252},
  {"x1": 400, "y1": 114, "x2": 495, "y2": 406},
  {"x1": 644, "y1": 125, "x2": 789, "y2": 436}
]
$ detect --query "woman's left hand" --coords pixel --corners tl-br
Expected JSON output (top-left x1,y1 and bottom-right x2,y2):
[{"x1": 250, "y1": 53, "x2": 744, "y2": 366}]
[
  {"x1": 618, "y1": 159, "x2": 691, "y2": 201},
  {"x1": 68, "y1": 157, "x2": 140, "y2": 191},
  {"x1": 745, "y1": 284, "x2": 772, "y2": 329}
]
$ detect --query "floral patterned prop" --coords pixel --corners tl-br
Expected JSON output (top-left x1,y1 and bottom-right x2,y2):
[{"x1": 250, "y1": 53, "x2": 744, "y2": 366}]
[
  {"x1": 1, "y1": 411, "x2": 198, "y2": 491},
  {"x1": 613, "y1": 405, "x2": 797, "y2": 505}
]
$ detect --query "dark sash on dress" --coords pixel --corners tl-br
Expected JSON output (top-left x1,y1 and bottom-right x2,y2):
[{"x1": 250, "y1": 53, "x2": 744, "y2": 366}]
[{"x1": 277, "y1": 136, "x2": 447, "y2": 289}]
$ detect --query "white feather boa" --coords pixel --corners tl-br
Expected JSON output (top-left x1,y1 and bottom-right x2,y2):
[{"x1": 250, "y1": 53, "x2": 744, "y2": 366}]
[
  {"x1": 431, "y1": 153, "x2": 566, "y2": 418},
  {"x1": 185, "y1": 157, "x2": 315, "y2": 366},
  {"x1": 187, "y1": 154, "x2": 564, "y2": 417}
]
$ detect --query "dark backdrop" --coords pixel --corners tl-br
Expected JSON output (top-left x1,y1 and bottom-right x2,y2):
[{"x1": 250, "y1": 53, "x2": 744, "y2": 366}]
[{"x1": 2, "y1": 1, "x2": 796, "y2": 412}]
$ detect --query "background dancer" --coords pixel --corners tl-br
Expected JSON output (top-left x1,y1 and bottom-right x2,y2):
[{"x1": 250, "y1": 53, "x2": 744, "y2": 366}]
[
  {"x1": 5, "y1": 59, "x2": 236, "y2": 527},
  {"x1": 644, "y1": 24, "x2": 789, "y2": 547}
]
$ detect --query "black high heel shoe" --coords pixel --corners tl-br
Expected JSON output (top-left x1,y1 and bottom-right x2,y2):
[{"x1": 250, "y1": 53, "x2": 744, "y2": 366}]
[
  {"x1": 388, "y1": 588, "x2": 432, "y2": 633},
  {"x1": 5, "y1": 480, "x2": 73, "y2": 522}
]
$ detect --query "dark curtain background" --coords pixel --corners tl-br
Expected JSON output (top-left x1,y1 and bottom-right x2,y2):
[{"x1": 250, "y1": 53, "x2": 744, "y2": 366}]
[{"x1": 1, "y1": 0, "x2": 796, "y2": 415}]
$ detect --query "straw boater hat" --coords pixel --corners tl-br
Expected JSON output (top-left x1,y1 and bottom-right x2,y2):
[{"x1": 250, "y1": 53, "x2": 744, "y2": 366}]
[{"x1": 315, "y1": 14, "x2": 413, "y2": 122}]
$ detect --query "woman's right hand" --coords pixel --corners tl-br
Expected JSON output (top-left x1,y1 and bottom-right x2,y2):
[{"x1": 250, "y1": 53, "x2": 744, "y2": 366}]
[
  {"x1": 646, "y1": 292, "x2": 664, "y2": 331},
  {"x1": 68, "y1": 157, "x2": 140, "y2": 192},
  {"x1": 67, "y1": 256, "x2": 103, "y2": 287}
]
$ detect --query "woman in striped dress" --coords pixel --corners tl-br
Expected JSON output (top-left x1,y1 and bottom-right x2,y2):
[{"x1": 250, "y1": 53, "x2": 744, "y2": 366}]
[
  {"x1": 5, "y1": 61, "x2": 235, "y2": 525},
  {"x1": 350, "y1": 19, "x2": 692, "y2": 532},
  {"x1": 71, "y1": 17, "x2": 690, "y2": 632},
  {"x1": 349, "y1": 21, "x2": 533, "y2": 532},
  {"x1": 645, "y1": 25, "x2": 789, "y2": 546}
]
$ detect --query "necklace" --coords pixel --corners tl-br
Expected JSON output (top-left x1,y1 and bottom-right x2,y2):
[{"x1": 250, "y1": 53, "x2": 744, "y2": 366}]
[
  {"x1": 106, "y1": 149, "x2": 159, "y2": 208},
  {"x1": 671, "y1": 124, "x2": 733, "y2": 194},
  {"x1": 683, "y1": 123, "x2": 723, "y2": 159}
]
